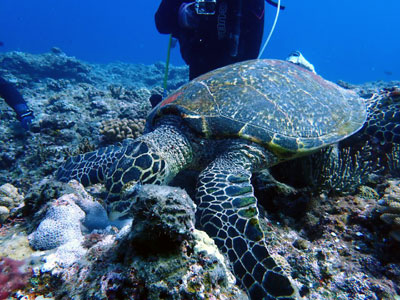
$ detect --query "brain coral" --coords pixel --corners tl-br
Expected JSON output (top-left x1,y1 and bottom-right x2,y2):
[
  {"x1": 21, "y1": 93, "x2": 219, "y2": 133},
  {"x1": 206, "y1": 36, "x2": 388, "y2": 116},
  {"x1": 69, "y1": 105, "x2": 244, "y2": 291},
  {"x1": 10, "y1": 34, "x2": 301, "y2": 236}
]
[
  {"x1": 0, "y1": 183, "x2": 24, "y2": 223},
  {"x1": 99, "y1": 118, "x2": 146, "y2": 143},
  {"x1": 28, "y1": 194, "x2": 85, "y2": 250},
  {"x1": 28, "y1": 180, "x2": 111, "y2": 250}
]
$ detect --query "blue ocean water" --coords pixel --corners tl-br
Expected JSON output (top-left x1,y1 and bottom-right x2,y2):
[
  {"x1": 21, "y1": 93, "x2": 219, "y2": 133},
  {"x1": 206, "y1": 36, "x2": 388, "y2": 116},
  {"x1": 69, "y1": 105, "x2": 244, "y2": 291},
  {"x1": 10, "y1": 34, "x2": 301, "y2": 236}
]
[{"x1": 0, "y1": 0, "x2": 398, "y2": 84}]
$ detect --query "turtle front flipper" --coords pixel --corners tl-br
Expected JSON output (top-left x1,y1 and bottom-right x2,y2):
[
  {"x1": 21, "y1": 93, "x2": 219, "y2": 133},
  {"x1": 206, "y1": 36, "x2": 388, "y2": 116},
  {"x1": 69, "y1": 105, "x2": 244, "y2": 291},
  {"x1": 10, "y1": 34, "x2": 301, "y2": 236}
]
[
  {"x1": 104, "y1": 125, "x2": 193, "y2": 195},
  {"x1": 56, "y1": 144, "x2": 126, "y2": 186},
  {"x1": 58, "y1": 124, "x2": 193, "y2": 194},
  {"x1": 196, "y1": 150, "x2": 298, "y2": 300}
]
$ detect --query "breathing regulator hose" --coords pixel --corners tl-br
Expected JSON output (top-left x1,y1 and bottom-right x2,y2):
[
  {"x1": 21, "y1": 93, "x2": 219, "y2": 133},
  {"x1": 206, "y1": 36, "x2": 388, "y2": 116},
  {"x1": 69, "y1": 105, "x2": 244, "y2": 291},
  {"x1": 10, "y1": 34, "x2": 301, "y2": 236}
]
[
  {"x1": 258, "y1": 0, "x2": 282, "y2": 59},
  {"x1": 163, "y1": 0, "x2": 283, "y2": 95}
]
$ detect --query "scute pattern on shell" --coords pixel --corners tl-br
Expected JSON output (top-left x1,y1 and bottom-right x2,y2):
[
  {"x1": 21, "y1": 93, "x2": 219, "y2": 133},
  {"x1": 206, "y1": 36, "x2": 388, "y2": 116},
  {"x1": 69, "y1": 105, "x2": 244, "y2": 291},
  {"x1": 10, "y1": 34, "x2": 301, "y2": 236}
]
[{"x1": 153, "y1": 59, "x2": 367, "y2": 155}]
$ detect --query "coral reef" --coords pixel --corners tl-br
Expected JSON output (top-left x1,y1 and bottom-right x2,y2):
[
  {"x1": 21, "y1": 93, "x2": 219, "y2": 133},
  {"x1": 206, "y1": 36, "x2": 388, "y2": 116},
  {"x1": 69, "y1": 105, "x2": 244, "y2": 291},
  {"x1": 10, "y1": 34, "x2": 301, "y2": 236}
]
[
  {"x1": 53, "y1": 226, "x2": 245, "y2": 300},
  {"x1": 0, "y1": 50, "x2": 399, "y2": 298},
  {"x1": 40, "y1": 239, "x2": 87, "y2": 274},
  {"x1": 0, "y1": 183, "x2": 24, "y2": 223},
  {"x1": 377, "y1": 179, "x2": 400, "y2": 241},
  {"x1": 0, "y1": 208, "x2": 8, "y2": 225},
  {"x1": 25, "y1": 183, "x2": 243, "y2": 299},
  {"x1": 66, "y1": 180, "x2": 109, "y2": 231},
  {"x1": 0, "y1": 50, "x2": 187, "y2": 189},
  {"x1": 0, "y1": 49, "x2": 91, "y2": 83},
  {"x1": 28, "y1": 194, "x2": 85, "y2": 250},
  {"x1": 259, "y1": 190, "x2": 400, "y2": 299},
  {"x1": 99, "y1": 117, "x2": 146, "y2": 143},
  {"x1": 0, "y1": 225, "x2": 33, "y2": 261},
  {"x1": 0, "y1": 256, "x2": 30, "y2": 300},
  {"x1": 128, "y1": 184, "x2": 196, "y2": 252},
  {"x1": 28, "y1": 180, "x2": 109, "y2": 251},
  {"x1": 22, "y1": 177, "x2": 73, "y2": 225}
]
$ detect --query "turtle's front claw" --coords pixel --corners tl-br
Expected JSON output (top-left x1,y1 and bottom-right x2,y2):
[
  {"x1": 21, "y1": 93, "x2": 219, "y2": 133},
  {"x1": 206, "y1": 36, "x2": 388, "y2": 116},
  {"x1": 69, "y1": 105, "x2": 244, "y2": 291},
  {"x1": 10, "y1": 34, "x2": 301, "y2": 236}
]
[{"x1": 257, "y1": 169, "x2": 298, "y2": 195}]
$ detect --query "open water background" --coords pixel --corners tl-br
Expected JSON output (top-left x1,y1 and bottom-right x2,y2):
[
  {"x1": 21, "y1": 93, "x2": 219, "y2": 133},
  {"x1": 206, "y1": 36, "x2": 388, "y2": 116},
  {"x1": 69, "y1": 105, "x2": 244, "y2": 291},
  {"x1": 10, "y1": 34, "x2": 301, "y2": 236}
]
[{"x1": 0, "y1": 0, "x2": 399, "y2": 83}]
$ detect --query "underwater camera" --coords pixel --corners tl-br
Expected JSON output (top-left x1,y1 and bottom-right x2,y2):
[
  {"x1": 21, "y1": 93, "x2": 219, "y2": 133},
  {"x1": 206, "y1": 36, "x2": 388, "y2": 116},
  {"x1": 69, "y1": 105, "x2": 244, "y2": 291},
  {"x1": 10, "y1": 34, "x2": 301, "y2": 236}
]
[{"x1": 195, "y1": 0, "x2": 217, "y2": 15}]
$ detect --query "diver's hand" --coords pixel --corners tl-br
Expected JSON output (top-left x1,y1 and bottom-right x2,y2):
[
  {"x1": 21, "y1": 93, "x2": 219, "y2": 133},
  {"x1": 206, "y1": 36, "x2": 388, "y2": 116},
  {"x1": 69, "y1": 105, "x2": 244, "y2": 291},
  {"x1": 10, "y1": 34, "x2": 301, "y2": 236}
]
[
  {"x1": 17, "y1": 110, "x2": 34, "y2": 130},
  {"x1": 178, "y1": 2, "x2": 199, "y2": 29}
]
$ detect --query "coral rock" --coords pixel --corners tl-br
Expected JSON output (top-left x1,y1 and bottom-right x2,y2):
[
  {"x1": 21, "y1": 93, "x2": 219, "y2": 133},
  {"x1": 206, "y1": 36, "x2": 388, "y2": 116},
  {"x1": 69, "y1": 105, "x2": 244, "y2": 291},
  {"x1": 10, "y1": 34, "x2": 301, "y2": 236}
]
[
  {"x1": 377, "y1": 179, "x2": 400, "y2": 241},
  {"x1": 52, "y1": 226, "x2": 245, "y2": 300},
  {"x1": 0, "y1": 183, "x2": 24, "y2": 209},
  {"x1": 0, "y1": 206, "x2": 9, "y2": 224},
  {"x1": 128, "y1": 184, "x2": 196, "y2": 252},
  {"x1": 0, "y1": 183, "x2": 24, "y2": 223},
  {"x1": 40, "y1": 240, "x2": 87, "y2": 274},
  {"x1": 66, "y1": 180, "x2": 109, "y2": 231}
]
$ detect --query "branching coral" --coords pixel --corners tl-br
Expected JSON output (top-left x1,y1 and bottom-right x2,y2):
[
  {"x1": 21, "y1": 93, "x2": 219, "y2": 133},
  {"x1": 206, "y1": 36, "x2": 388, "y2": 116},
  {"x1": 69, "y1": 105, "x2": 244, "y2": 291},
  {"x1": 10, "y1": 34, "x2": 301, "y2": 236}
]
[
  {"x1": 99, "y1": 118, "x2": 146, "y2": 143},
  {"x1": 108, "y1": 85, "x2": 151, "y2": 102},
  {"x1": 386, "y1": 144, "x2": 400, "y2": 177},
  {"x1": 0, "y1": 257, "x2": 30, "y2": 299},
  {"x1": 108, "y1": 84, "x2": 124, "y2": 99},
  {"x1": 69, "y1": 138, "x2": 97, "y2": 156}
]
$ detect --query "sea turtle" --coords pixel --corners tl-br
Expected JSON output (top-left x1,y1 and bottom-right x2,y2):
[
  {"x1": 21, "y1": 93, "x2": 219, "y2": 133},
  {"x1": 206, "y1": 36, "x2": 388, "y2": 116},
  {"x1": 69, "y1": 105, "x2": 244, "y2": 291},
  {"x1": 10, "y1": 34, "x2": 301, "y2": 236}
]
[{"x1": 57, "y1": 59, "x2": 367, "y2": 299}]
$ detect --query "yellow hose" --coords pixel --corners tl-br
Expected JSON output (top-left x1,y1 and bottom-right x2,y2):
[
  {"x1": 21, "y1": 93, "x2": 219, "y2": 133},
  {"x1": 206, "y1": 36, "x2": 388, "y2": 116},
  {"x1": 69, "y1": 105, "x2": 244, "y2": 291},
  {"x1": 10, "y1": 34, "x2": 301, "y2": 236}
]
[{"x1": 163, "y1": 34, "x2": 173, "y2": 98}]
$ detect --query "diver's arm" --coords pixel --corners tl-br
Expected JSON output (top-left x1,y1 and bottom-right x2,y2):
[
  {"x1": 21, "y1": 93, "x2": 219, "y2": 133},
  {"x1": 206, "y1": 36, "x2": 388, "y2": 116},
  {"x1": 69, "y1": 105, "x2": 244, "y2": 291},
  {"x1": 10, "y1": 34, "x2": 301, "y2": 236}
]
[
  {"x1": 0, "y1": 76, "x2": 34, "y2": 129},
  {"x1": 0, "y1": 76, "x2": 28, "y2": 112}
]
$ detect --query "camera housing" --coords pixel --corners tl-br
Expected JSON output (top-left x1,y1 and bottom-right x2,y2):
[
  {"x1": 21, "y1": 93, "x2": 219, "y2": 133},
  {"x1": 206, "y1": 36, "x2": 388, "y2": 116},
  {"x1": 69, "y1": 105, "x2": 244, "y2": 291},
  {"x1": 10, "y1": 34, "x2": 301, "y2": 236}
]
[{"x1": 195, "y1": 0, "x2": 217, "y2": 15}]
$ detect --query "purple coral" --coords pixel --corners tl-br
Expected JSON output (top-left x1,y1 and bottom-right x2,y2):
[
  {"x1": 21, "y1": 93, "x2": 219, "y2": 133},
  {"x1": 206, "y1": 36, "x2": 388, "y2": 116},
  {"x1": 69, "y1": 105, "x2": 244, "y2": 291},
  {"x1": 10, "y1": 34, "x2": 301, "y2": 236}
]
[{"x1": 0, "y1": 257, "x2": 30, "y2": 300}]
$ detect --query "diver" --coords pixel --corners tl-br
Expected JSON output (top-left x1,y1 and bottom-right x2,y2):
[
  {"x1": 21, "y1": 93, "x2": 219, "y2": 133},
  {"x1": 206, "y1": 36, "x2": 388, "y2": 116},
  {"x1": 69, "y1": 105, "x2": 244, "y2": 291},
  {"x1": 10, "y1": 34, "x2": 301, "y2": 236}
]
[
  {"x1": 0, "y1": 75, "x2": 34, "y2": 130},
  {"x1": 155, "y1": 0, "x2": 267, "y2": 81},
  {"x1": 151, "y1": 0, "x2": 286, "y2": 107}
]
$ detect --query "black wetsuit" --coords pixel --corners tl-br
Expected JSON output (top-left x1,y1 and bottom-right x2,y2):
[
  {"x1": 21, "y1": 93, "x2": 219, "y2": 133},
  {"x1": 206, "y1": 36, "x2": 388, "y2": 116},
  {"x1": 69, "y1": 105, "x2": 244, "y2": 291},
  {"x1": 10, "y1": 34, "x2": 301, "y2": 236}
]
[
  {"x1": 155, "y1": 0, "x2": 265, "y2": 80},
  {"x1": 0, "y1": 75, "x2": 31, "y2": 120}
]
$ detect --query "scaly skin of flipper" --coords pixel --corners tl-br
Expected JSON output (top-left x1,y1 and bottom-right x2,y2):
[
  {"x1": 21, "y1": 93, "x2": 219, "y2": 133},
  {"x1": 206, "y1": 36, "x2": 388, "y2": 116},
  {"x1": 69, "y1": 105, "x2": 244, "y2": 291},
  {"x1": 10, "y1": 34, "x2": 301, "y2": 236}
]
[
  {"x1": 196, "y1": 148, "x2": 298, "y2": 300},
  {"x1": 56, "y1": 144, "x2": 126, "y2": 186},
  {"x1": 105, "y1": 125, "x2": 193, "y2": 218},
  {"x1": 57, "y1": 124, "x2": 194, "y2": 219}
]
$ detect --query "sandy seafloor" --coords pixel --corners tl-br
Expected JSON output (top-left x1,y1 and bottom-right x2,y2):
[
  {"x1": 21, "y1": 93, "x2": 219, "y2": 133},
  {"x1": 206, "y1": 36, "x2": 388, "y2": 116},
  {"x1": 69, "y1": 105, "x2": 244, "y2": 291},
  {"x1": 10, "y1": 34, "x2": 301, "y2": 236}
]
[{"x1": 0, "y1": 49, "x2": 399, "y2": 300}]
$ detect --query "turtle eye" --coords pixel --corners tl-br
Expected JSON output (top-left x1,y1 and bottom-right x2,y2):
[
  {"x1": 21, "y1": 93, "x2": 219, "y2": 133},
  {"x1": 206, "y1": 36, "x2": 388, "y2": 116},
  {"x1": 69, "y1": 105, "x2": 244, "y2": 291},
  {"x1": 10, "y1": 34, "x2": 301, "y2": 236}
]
[{"x1": 290, "y1": 51, "x2": 300, "y2": 57}]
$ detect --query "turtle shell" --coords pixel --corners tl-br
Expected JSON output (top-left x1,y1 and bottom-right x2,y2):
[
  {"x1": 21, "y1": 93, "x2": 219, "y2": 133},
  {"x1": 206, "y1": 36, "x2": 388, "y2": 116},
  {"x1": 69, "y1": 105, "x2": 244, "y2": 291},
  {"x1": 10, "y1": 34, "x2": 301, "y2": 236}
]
[{"x1": 149, "y1": 59, "x2": 367, "y2": 158}]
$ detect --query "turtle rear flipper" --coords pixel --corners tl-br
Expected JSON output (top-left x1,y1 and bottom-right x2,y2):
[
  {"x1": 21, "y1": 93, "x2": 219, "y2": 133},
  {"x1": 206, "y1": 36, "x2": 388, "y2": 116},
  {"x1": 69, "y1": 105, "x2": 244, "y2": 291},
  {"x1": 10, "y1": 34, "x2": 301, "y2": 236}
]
[{"x1": 196, "y1": 148, "x2": 299, "y2": 299}]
